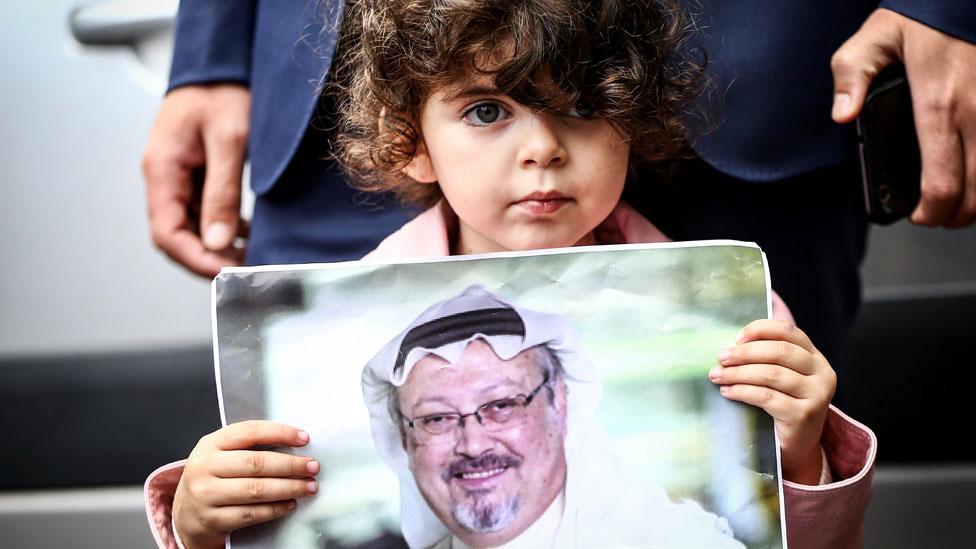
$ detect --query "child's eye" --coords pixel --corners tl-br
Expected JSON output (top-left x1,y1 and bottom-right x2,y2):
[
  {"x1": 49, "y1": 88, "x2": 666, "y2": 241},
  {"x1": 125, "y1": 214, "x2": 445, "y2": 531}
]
[
  {"x1": 566, "y1": 102, "x2": 596, "y2": 119},
  {"x1": 463, "y1": 102, "x2": 510, "y2": 126}
]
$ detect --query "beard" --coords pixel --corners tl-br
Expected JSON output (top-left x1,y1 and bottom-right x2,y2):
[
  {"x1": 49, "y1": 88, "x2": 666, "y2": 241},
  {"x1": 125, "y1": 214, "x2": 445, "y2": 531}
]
[
  {"x1": 443, "y1": 452, "x2": 524, "y2": 533},
  {"x1": 451, "y1": 492, "x2": 521, "y2": 533}
]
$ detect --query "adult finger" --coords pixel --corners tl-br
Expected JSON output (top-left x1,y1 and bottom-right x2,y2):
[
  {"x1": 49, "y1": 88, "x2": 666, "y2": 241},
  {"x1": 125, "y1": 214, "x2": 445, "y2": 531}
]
[
  {"x1": 213, "y1": 477, "x2": 318, "y2": 506},
  {"x1": 896, "y1": 11, "x2": 976, "y2": 227},
  {"x1": 909, "y1": 96, "x2": 965, "y2": 226},
  {"x1": 709, "y1": 363, "x2": 808, "y2": 400},
  {"x1": 211, "y1": 451, "x2": 320, "y2": 480},
  {"x1": 199, "y1": 120, "x2": 247, "y2": 252},
  {"x1": 830, "y1": 10, "x2": 901, "y2": 123},
  {"x1": 205, "y1": 421, "x2": 310, "y2": 452},
  {"x1": 143, "y1": 153, "x2": 229, "y2": 277},
  {"x1": 945, "y1": 122, "x2": 976, "y2": 227},
  {"x1": 148, "y1": 195, "x2": 233, "y2": 277}
]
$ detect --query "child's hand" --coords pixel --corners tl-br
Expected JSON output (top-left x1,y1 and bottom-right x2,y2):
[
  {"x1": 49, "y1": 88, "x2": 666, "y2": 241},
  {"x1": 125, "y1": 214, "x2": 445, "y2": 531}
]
[
  {"x1": 172, "y1": 420, "x2": 320, "y2": 549},
  {"x1": 709, "y1": 319, "x2": 837, "y2": 485}
]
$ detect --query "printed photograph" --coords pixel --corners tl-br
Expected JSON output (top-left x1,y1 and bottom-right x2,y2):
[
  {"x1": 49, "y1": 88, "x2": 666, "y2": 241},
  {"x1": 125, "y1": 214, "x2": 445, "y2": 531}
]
[{"x1": 213, "y1": 242, "x2": 785, "y2": 548}]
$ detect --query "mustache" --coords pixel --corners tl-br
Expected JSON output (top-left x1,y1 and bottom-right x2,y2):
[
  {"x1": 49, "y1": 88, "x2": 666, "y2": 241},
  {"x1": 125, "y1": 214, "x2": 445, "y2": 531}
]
[{"x1": 444, "y1": 453, "x2": 523, "y2": 480}]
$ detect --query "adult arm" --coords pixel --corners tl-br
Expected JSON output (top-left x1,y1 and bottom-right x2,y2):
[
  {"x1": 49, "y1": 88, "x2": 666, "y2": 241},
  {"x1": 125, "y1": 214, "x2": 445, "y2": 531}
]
[
  {"x1": 141, "y1": 1, "x2": 257, "y2": 277},
  {"x1": 830, "y1": 2, "x2": 976, "y2": 228}
]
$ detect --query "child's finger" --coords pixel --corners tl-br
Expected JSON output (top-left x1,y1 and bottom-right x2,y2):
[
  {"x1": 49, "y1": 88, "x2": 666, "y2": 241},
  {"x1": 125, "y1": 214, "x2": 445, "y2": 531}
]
[
  {"x1": 205, "y1": 500, "x2": 299, "y2": 532},
  {"x1": 716, "y1": 383, "x2": 794, "y2": 419},
  {"x1": 206, "y1": 420, "x2": 310, "y2": 451},
  {"x1": 718, "y1": 340, "x2": 817, "y2": 376},
  {"x1": 708, "y1": 363, "x2": 809, "y2": 399},
  {"x1": 211, "y1": 451, "x2": 320, "y2": 479},
  {"x1": 215, "y1": 477, "x2": 319, "y2": 506},
  {"x1": 736, "y1": 319, "x2": 817, "y2": 354}
]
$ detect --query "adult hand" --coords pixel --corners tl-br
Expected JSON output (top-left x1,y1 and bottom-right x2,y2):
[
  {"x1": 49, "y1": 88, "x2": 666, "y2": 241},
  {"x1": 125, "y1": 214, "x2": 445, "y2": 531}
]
[
  {"x1": 831, "y1": 8, "x2": 976, "y2": 228},
  {"x1": 173, "y1": 421, "x2": 319, "y2": 549},
  {"x1": 142, "y1": 84, "x2": 251, "y2": 278}
]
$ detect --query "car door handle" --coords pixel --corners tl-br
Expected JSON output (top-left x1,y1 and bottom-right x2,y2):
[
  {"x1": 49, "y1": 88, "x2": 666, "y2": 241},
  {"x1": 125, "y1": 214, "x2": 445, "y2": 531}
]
[{"x1": 69, "y1": 0, "x2": 177, "y2": 46}]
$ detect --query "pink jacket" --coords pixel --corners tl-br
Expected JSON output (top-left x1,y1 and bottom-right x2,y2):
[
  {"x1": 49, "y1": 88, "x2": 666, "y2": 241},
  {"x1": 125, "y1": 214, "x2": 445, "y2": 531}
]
[{"x1": 145, "y1": 201, "x2": 876, "y2": 548}]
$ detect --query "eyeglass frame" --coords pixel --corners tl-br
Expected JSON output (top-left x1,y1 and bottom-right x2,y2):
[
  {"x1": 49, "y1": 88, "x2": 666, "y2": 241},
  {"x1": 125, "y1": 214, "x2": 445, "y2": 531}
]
[{"x1": 399, "y1": 372, "x2": 551, "y2": 440}]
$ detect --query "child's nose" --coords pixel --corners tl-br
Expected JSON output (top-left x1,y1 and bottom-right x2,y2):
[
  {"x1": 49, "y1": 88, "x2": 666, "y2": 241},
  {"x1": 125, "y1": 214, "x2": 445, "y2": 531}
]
[{"x1": 518, "y1": 115, "x2": 567, "y2": 169}]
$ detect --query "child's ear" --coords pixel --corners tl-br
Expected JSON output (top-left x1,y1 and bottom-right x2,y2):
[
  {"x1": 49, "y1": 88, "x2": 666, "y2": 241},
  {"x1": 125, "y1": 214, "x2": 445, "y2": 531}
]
[
  {"x1": 378, "y1": 109, "x2": 437, "y2": 184},
  {"x1": 403, "y1": 140, "x2": 438, "y2": 184}
]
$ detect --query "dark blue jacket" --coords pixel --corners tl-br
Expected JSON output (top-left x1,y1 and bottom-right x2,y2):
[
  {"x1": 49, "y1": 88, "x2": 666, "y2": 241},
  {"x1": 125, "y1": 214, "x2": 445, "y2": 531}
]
[
  {"x1": 168, "y1": 1, "x2": 341, "y2": 195},
  {"x1": 169, "y1": 0, "x2": 976, "y2": 187},
  {"x1": 693, "y1": 0, "x2": 976, "y2": 181}
]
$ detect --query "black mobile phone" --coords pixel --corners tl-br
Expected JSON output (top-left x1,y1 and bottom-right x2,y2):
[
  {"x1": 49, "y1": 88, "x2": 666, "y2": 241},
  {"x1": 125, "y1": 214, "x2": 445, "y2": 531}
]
[{"x1": 856, "y1": 64, "x2": 921, "y2": 225}]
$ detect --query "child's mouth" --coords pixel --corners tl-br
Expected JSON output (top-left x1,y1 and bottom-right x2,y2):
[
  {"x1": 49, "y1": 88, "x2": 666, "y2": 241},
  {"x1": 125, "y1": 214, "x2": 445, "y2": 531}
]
[{"x1": 516, "y1": 191, "x2": 571, "y2": 214}]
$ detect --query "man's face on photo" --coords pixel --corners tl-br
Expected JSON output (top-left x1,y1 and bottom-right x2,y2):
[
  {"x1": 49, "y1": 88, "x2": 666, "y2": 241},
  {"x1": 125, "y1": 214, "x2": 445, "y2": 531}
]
[{"x1": 397, "y1": 339, "x2": 568, "y2": 546}]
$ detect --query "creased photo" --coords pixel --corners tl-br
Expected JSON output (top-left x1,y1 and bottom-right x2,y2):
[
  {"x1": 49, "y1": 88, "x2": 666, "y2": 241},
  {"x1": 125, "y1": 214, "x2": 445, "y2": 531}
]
[{"x1": 212, "y1": 242, "x2": 785, "y2": 548}]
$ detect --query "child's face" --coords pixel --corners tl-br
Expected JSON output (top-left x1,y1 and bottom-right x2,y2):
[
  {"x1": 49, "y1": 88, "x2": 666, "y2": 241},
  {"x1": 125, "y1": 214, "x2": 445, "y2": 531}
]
[{"x1": 405, "y1": 80, "x2": 630, "y2": 254}]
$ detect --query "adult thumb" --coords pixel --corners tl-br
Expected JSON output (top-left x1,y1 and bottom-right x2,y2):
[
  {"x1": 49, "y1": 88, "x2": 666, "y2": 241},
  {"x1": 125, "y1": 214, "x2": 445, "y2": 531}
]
[{"x1": 830, "y1": 11, "x2": 902, "y2": 123}]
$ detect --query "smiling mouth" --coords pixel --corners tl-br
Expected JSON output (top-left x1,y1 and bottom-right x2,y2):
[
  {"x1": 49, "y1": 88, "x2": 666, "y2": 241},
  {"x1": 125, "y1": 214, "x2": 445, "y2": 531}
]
[
  {"x1": 446, "y1": 454, "x2": 521, "y2": 488},
  {"x1": 452, "y1": 466, "x2": 510, "y2": 491},
  {"x1": 457, "y1": 467, "x2": 507, "y2": 480}
]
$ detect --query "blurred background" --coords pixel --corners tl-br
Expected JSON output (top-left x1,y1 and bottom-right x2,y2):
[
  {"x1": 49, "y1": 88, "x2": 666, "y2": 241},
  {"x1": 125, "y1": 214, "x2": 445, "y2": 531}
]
[{"x1": 1, "y1": 1, "x2": 973, "y2": 547}]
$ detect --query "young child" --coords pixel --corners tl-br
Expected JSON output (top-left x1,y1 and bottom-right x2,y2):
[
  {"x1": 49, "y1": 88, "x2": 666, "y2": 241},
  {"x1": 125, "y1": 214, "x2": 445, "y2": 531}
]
[{"x1": 145, "y1": 1, "x2": 876, "y2": 547}]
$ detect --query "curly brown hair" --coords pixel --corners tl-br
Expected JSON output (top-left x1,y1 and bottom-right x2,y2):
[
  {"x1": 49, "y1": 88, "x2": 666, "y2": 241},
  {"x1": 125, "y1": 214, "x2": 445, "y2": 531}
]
[{"x1": 332, "y1": 0, "x2": 706, "y2": 208}]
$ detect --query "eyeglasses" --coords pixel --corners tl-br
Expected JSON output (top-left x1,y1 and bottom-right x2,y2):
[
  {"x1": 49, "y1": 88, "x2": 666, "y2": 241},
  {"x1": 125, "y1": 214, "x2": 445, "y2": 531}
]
[{"x1": 401, "y1": 374, "x2": 550, "y2": 443}]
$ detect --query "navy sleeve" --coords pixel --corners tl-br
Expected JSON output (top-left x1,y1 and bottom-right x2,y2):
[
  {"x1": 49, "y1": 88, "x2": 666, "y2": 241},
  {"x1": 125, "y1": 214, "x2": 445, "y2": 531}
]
[
  {"x1": 167, "y1": 0, "x2": 258, "y2": 92},
  {"x1": 880, "y1": 0, "x2": 976, "y2": 43}
]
